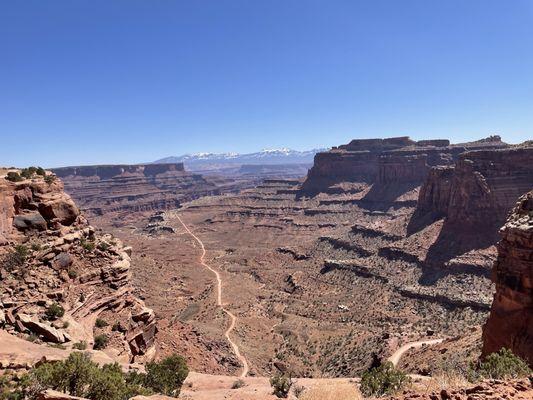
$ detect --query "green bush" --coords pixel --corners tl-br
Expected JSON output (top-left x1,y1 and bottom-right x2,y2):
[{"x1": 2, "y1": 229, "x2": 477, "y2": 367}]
[
  {"x1": 145, "y1": 355, "x2": 189, "y2": 397},
  {"x1": 72, "y1": 341, "x2": 87, "y2": 350},
  {"x1": 471, "y1": 348, "x2": 532, "y2": 381},
  {"x1": 44, "y1": 175, "x2": 56, "y2": 185},
  {"x1": 270, "y1": 373, "x2": 292, "y2": 398},
  {"x1": 360, "y1": 362, "x2": 410, "y2": 397},
  {"x1": 93, "y1": 335, "x2": 108, "y2": 350},
  {"x1": 97, "y1": 242, "x2": 110, "y2": 252},
  {"x1": 45, "y1": 303, "x2": 65, "y2": 320},
  {"x1": 3, "y1": 245, "x2": 29, "y2": 273},
  {"x1": 95, "y1": 318, "x2": 108, "y2": 328},
  {"x1": 36, "y1": 167, "x2": 46, "y2": 176},
  {"x1": 20, "y1": 168, "x2": 34, "y2": 179},
  {"x1": 81, "y1": 239, "x2": 96, "y2": 252},
  {"x1": 2, "y1": 352, "x2": 189, "y2": 400},
  {"x1": 22, "y1": 352, "x2": 149, "y2": 400},
  {"x1": 5, "y1": 172, "x2": 23, "y2": 182}
]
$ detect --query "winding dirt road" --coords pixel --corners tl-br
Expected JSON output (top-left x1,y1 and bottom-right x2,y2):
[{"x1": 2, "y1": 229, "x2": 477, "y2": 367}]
[
  {"x1": 388, "y1": 338, "x2": 444, "y2": 367},
  {"x1": 177, "y1": 215, "x2": 250, "y2": 378}
]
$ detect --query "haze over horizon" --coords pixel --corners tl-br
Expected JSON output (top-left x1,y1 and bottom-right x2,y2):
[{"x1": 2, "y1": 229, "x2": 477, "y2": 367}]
[{"x1": 2, "y1": 1, "x2": 533, "y2": 167}]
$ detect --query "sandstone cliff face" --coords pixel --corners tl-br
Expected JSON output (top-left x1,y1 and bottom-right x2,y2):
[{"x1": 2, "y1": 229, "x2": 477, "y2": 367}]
[
  {"x1": 482, "y1": 190, "x2": 533, "y2": 366},
  {"x1": 52, "y1": 163, "x2": 221, "y2": 216},
  {"x1": 413, "y1": 147, "x2": 533, "y2": 234},
  {"x1": 301, "y1": 136, "x2": 508, "y2": 195},
  {"x1": 0, "y1": 170, "x2": 156, "y2": 363}
]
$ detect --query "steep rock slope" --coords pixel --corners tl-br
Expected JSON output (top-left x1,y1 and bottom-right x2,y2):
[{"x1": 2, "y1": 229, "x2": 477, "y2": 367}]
[
  {"x1": 482, "y1": 190, "x2": 533, "y2": 366},
  {"x1": 407, "y1": 147, "x2": 533, "y2": 275},
  {"x1": 0, "y1": 170, "x2": 156, "y2": 365},
  {"x1": 301, "y1": 136, "x2": 507, "y2": 194}
]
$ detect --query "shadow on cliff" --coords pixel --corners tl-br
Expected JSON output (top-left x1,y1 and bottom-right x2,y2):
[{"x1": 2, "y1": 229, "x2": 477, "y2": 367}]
[
  {"x1": 417, "y1": 220, "x2": 499, "y2": 285},
  {"x1": 358, "y1": 182, "x2": 420, "y2": 212}
]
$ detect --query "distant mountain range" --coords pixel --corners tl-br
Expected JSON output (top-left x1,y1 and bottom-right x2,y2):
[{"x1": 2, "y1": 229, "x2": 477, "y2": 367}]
[{"x1": 153, "y1": 148, "x2": 327, "y2": 168}]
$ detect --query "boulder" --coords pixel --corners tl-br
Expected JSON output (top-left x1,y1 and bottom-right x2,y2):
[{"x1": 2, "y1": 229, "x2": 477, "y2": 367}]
[
  {"x1": 18, "y1": 313, "x2": 68, "y2": 344},
  {"x1": 38, "y1": 197, "x2": 79, "y2": 226},
  {"x1": 51, "y1": 252, "x2": 73, "y2": 271},
  {"x1": 13, "y1": 212, "x2": 47, "y2": 231}
]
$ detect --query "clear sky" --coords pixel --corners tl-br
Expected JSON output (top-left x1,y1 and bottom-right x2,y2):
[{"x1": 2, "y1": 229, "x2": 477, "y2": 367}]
[{"x1": 2, "y1": 1, "x2": 533, "y2": 167}]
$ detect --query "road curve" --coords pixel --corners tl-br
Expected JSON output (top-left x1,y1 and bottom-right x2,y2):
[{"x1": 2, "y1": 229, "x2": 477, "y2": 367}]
[
  {"x1": 388, "y1": 338, "x2": 444, "y2": 367},
  {"x1": 177, "y1": 215, "x2": 250, "y2": 378}
]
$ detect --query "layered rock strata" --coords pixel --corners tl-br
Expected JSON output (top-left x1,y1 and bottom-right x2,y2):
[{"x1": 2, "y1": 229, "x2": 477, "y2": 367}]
[
  {"x1": 0, "y1": 170, "x2": 157, "y2": 363},
  {"x1": 51, "y1": 163, "x2": 223, "y2": 216},
  {"x1": 301, "y1": 135, "x2": 508, "y2": 194},
  {"x1": 412, "y1": 147, "x2": 533, "y2": 238},
  {"x1": 482, "y1": 190, "x2": 533, "y2": 366}
]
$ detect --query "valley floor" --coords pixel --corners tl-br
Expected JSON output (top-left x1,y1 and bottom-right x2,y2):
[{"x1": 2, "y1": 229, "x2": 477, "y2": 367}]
[{"x1": 95, "y1": 179, "x2": 492, "y2": 379}]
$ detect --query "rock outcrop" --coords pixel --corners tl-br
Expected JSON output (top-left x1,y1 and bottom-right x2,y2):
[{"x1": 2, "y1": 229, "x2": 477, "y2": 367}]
[
  {"x1": 409, "y1": 147, "x2": 533, "y2": 268},
  {"x1": 0, "y1": 169, "x2": 157, "y2": 364},
  {"x1": 388, "y1": 377, "x2": 533, "y2": 400},
  {"x1": 51, "y1": 163, "x2": 225, "y2": 216},
  {"x1": 482, "y1": 190, "x2": 533, "y2": 366},
  {"x1": 301, "y1": 135, "x2": 508, "y2": 195}
]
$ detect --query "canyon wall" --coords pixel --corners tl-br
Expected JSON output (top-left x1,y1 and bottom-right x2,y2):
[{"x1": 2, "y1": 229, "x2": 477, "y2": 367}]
[
  {"x1": 52, "y1": 163, "x2": 224, "y2": 215},
  {"x1": 413, "y1": 147, "x2": 533, "y2": 235},
  {"x1": 301, "y1": 135, "x2": 508, "y2": 194},
  {"x1": 482, "y1": 190, "x2": 533, "y2": 366},
  {"x1": 0, "y1": 170, "x2": 157, "y2": 362}
]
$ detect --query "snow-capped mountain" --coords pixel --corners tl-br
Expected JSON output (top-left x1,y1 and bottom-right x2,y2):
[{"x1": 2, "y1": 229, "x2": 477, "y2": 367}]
[{"x1": 154, "y1": 148, "x2": 327, "y2": 168}]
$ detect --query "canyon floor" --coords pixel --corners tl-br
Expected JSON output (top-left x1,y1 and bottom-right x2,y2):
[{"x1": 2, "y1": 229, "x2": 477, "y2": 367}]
[{"x1": 94, "y1": 179, "x2": 493, "y2": 379}]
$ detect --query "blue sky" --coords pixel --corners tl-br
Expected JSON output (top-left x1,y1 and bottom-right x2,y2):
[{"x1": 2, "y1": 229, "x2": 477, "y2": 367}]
[{"x1": 2, "y1": 1, "x2": 533, "y2": 167}]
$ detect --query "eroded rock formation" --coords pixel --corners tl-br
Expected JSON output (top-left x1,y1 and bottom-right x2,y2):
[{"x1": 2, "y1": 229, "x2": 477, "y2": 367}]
[
  {"x1": 0, "y1": 170, "x2": 157, "y2": 364},
  {"x1": 482, "y1": 190, "x2": 533, "y2": 366},
  {"x1": 301, "y1": 135, "x2": 508, "y2": 194},
  {"x1": 51, "y1": 163, "x2": 226, "y2": 216}
]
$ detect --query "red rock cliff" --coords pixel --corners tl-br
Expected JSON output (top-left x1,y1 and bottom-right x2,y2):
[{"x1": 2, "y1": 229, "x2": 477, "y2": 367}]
[
  {"x1": 482, "y1": 190, "x2": 533, "y2": 366},
  {"x1": 301, "y1": 136, "x2": 508, "y2": 195},
  {"x1": 0, "y1": 169, "x2": 157, "y2": 363}
]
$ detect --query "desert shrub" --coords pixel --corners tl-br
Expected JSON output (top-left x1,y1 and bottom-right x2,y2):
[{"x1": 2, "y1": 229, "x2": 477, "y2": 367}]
[
  {"x1": 5, "y1": 172, "x2": 23, "y2": 182},
  {"x1": 72, "y1": 341, "x2": 88, "y2": 350},
  {"x1": 470, "y1": 348, "x2": 531, "y2": 381},
  {"x1": 144, "y1": 355, "x2": 189, "y2": 396},
  {"x1": 36, "y1": 167, "x2": 46, "y2": 176},
  {"x1": 95, "y1": 318, "x2": 108, "y2": 328},
  {"x1": 44, "y1": 175, "x2": 56, "y2": 185},
  {"x1": 26, "y1": 334, "x2": 39, "y2": 343},
  {"x1": 97, "y1": 242, "x2": 110, "y2": 252},
  {"x1": 2, "y1": 352, "x2": 188, "y2": 400},
  {"x1": 45, "y1": 303, "x2": 65, "y2": 320},
  {"x1": 20, "y1": 168, "x2": 34, "y2": 179},
  {"x1": 30, "y1": 243, "x2": 41, "y2": 251},
  {"x1": 80, "y1": 239, "x2": 95, "y2": 252},
  {"x1": 231, "y1": 379, "x2": 245, "y2": 389},
  {"x1": 0, "y1": 373, "x2": 24, "y2": 400},
  {"x1": 21, "y1": 352, "x2": 150, "y2": 400},
  {"x1": 360, "y1": 362, "x2": 410, "y2": 397},
  {"x1": 270, "y1": 373, "x2": 292, "y2": 398},
  {"x1": 292, "y1": 383, "x2": 305, "y2": 398},
  {"x1": 111, "y1": 322, "x2": 122, "y2": 332},
  {"x1": 93, "y1": 334, "x2": 108, "y2": 350},
  {"x1": 3, "y1": 245, "x2": 29, "y2": 272}
]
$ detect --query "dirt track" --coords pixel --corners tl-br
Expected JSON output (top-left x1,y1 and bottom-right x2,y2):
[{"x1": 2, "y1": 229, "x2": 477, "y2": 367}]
[
  {"x1": 388, "y1": 338, "x2": 444, "y2": 366},
  {"x1": 177, "y1": 215, "x2": 250, "y2": 378}
]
